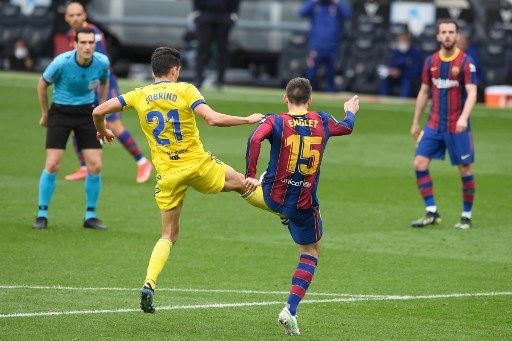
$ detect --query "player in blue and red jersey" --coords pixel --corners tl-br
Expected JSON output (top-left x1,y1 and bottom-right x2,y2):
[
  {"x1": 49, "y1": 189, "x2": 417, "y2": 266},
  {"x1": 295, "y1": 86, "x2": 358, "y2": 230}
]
[
  {"x1": 410, "y1": 18, "x2": 477, "y2": 230},
  {"x1": 62, "y1": 2, "x2": 152, "y2": 183},
  {"x1": 245, "y1": 77, "x2": 360, "y2": 335}
]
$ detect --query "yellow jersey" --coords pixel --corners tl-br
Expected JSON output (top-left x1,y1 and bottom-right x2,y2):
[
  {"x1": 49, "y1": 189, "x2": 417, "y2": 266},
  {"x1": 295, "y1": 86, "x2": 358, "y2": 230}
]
[{"x1": 119, "y1": 81, "x2": 208, "y2": 174}]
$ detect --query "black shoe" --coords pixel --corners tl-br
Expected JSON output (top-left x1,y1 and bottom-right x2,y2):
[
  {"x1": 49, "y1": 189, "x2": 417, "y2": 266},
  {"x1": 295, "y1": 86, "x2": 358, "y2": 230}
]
[
  {"x1": 454, "y1": 217, "x2": 471, "y2": 230},
  {"x1": 83, "y1": 217, "x2": 107, "y2": 230},
  {"x1": 33, "y1": 217, "x2": 48, "y2": 229},
  {"x1": 411, "y1": 211, "x2": 441, "y2": 228},
  {"x1": 140, "y1": 284, "x2": 155, "y2": 313}
]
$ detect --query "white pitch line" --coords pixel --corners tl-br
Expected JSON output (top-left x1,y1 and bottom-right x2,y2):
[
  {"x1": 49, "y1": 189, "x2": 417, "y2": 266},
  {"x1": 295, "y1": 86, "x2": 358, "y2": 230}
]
[
  {"x1": 0, "y1": 285, "x2": 378, "y2": 297},
  {"x1": 0, "y1": 289, "x2": 510, "y2": 319}
]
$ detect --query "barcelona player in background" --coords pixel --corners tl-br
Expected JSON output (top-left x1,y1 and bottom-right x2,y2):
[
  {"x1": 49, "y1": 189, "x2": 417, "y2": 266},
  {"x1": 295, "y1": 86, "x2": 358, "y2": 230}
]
[
  {"x1": 63, "y1": 1, "x2": 152, "y2": 183},
  {"x1": 92, "y1": 47, "x2": 270, "y2": 314},
  {"x1": 410, "y1": 18, "x2": 477, "y2": 230},
  {"x1": 245, "y1": 77, "x2": 360, "y2": 335}
]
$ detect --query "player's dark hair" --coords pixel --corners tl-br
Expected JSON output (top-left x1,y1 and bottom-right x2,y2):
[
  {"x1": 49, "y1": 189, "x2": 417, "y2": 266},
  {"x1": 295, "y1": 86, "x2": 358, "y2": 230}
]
[
  {"x1": 74, "y1": 27, "x2": 95, "y2": 42},
  {"x1": 285, "y1": 77, "x2": 312, "y2": 105},
  {"x1": 151, "y1": 47, "x2": 181, "y2": 77},
  {"x1": 436, "y1": 18, "x2": 459, "y2": 34}
]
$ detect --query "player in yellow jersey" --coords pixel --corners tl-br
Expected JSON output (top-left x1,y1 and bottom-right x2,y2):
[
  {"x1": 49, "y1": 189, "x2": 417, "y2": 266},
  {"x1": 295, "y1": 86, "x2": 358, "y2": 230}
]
[{"x1": 92, "y1": 47, "x2": 268, "y2": 313}]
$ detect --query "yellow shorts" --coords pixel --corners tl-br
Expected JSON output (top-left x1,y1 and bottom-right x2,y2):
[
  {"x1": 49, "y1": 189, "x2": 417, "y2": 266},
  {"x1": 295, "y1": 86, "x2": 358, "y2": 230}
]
[{"x1": 154, "y1": 152, "x2": 226, "y2": 211}]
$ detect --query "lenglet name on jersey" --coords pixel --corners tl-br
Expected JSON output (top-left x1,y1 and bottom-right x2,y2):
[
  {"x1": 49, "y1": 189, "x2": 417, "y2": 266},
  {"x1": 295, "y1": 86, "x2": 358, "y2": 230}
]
[
  {"x1": 146, "y1": 92, "x2": 178, "y2": 104},
  {"x1": 288, "y1": 118, "x2": 318, "y2": 128}
]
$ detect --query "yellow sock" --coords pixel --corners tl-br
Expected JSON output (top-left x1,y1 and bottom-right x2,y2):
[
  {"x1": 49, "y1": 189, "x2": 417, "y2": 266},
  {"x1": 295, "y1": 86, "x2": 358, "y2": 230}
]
[
  {"x1": 241, "y1": 186, "x2": 275, "y2": 213},
  {"x1": 144, "y1": 237, "x2": 172, "y2": 289}
]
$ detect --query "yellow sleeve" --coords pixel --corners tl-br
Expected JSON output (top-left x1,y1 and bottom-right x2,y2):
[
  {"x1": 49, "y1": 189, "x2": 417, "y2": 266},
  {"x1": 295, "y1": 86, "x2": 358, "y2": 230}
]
[
  {"x1": 184, "y1": 83, "x2": 206, "y2": 110},
  {"x1": 119, "y1": 88, "x2": 140, "y2": 109}
]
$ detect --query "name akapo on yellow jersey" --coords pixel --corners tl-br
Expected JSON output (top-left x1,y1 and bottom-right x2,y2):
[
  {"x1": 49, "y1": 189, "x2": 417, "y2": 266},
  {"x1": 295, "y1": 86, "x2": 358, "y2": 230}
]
[{"x1": 120, "y1": 82, "x2": 207, "y2": 170}]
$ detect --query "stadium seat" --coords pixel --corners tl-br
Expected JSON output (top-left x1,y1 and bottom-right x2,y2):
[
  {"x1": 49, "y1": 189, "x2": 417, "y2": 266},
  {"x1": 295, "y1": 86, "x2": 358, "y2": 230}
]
[
  {"x1": 417, "y1": 24, "x2": 437, "y2": 59},
  {"x1": 21, "y1": 6, "x2": 54, "y2": 55},
  {"x1": 482, "y1": 41, "x2": 510, "y2": 85},
  {"x1": 0, "y1": 4, "x2": 24, "y2": 46},
  {"x1": 387, "y1": 22, "x2": 409, "y2": 40},
  {"x1": 355, "y1": 16, "x2": 385, "y2": 42},
  {"x1": 422, "y1": 24, "x2": 437, "y2": 38},
  {"x1": 342, "y1": 36, "x2": 384, "y2": 94},
  {"x1": 278, "y1": 32, "x2": 308, "y2": 86},
  {"x1": 487, "y1": 23, "x2": 507, "y2": 41}
]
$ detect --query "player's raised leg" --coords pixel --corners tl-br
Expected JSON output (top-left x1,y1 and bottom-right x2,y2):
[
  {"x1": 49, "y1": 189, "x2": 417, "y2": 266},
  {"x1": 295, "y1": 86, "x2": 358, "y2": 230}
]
[
  {"x1": 411, "y1": 155, "x2": 441, "y2": 227},
  {"x1": 222, "y1": 164, "x2": 276, "y2": 214},
  {"x1": 141, "y1": 203, "x2": 181, "y2": 313},
  {"x1": 64, "y1": 133, "x2": 88, "y2": 181},
  {"x1": 33, "y1": 149, "x2": 64, "y2": 229}
]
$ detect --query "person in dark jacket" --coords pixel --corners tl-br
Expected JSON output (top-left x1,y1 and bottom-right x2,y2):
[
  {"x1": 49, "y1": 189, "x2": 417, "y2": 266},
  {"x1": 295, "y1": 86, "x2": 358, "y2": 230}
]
[
  {"x1": 193, "y1": 0, "x2": 240, "y2": 89},
  {"x1": 379, "y1": 32, "x2": 423, "y2": 98},
  {"x1": 299, "y1": 0, "x2": 352, "y2": 92},
  {"x1": 3, "y1": 38, "x2": 34, "y2": 71}
]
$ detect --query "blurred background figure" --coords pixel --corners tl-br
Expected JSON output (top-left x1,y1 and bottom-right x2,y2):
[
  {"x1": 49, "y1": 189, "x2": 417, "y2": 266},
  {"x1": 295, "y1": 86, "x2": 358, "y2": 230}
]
[
  {"x1": 3, "y1": 38, "x2": 34, "y2": 71},
  {"x1": 457, "y1": 31, "x2": 486, "y2": 100},
  {"x1": 193, "y1": 0, "x2": 240, "y2": 89},
  {"x1": 299, "y1": 0, "x2": 353, "y2": 92},
  {"x1": 378, "y1": 32, "x2": 422, "y2": 98},
  {"x1": 61, "y1": 1, "x2": 152, "y2": 183}
]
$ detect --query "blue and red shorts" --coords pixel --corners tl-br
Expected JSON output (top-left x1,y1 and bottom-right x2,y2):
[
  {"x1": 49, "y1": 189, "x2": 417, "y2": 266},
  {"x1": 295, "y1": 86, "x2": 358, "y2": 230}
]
[
  {"x1": 416, "y1": 126, "x2": 474, "y2": 165},
  {"x1": 264, "y1": 196, "x2": 323, "y2": 245}
]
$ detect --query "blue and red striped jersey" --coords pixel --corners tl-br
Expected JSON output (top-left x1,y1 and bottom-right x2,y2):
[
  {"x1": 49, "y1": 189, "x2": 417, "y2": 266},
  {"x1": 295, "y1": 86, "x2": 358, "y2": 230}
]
[
  {"x1": 246, "y1": 110, "x2": 355, "y2": 210},
  {"x1": 422, "y1": 48, "x2": 477, "y2": 133},
  {"x1": 66, "y1": 22, "x2": 108, "y2": 56}
]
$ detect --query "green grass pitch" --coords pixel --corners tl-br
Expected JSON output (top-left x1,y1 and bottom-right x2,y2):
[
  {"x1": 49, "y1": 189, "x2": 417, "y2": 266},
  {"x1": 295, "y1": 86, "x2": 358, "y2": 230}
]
[{"x1": 0, "y1": 72, "x2": 511, "y2": 339}]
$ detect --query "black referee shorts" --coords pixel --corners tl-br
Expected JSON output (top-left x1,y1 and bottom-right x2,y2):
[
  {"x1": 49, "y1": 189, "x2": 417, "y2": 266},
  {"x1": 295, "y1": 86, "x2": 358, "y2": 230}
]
[{"x1": 46, "y1": 103, "x2": 101, "y2": 150}]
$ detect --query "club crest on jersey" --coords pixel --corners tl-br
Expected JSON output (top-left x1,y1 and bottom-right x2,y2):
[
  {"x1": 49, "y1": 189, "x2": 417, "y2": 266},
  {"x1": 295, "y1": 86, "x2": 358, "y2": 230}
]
[{"x1": 451, "y1": 66, "x2": 460, "y2": 76}]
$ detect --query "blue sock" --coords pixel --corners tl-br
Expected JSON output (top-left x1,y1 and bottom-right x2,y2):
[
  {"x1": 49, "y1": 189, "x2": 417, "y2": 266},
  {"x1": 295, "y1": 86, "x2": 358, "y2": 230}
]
[
  {"x1": 84, "y1": 173, "x2": 101, "y2": 220},
  {"x1": 37, "y1": 170, "x2": 56, "y2": 218},
  {"x1": 286, "y1": 254, "x2": 317, "y2": 316},
  {"x1": 415, "y1": 170, "x2": 435, "y2": 207}
]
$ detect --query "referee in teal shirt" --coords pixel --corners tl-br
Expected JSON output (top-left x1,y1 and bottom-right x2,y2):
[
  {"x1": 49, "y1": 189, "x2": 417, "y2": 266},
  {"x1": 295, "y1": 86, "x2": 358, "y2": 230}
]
[{"x1": 34, "y1": 27, "x2": 109, "y2": 230}]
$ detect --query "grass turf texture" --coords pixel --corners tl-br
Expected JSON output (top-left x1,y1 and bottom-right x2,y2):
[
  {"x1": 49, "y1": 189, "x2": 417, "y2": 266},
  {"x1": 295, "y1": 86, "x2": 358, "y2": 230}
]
[{"x1": 0, "y1": 72, "x2": 511, "y2": 339}]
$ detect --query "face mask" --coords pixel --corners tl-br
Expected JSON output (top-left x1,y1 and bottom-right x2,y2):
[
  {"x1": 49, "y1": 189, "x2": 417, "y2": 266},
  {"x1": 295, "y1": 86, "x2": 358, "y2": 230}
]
[
  {"x1": 14, "y1": 47, "x2": 28, "y2": 59},
  {"x1": 397, "y1": 42, "x2": 410, "y2": 53}
]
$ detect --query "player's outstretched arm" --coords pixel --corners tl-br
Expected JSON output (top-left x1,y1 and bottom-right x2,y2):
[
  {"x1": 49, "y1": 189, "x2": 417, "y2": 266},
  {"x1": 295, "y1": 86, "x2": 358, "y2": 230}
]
[
  {"x1": 344, "y1": 95, "x2": 359, "y2": 114},
  {"x1": 92, "y1": 97, "x2": 122, "y2": 143},
  {"x1": 194, "y1": 103, "x2": 264, "y2": 127}
]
